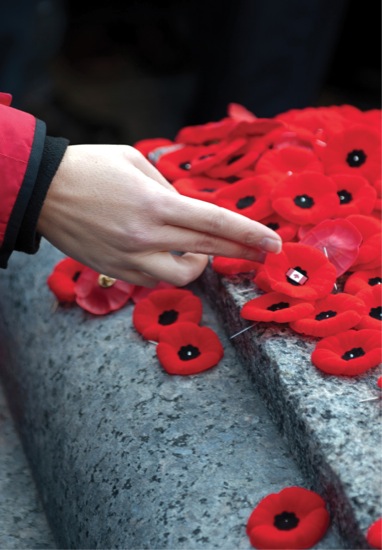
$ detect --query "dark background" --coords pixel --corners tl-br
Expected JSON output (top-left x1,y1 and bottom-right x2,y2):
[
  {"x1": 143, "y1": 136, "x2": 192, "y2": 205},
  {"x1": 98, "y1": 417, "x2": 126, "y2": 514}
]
[{"x1": 1, "y1": 0, "x2": 381, "y2": 145}]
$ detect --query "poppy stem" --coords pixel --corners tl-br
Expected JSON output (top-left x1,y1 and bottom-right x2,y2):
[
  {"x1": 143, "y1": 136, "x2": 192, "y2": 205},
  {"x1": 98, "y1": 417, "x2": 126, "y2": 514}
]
[
  {"x1": 229, "y1": 324, "x2": 255, "y2": 339},
  {"x1": 322, "y1": 246, "x2": 338, "y2": 293},
  {"x1": 51, "y1": 300, "x2": 59, "y2": 313},
  {"x1": 359, "y1": 395, "x2": 381, "y2": 403}
]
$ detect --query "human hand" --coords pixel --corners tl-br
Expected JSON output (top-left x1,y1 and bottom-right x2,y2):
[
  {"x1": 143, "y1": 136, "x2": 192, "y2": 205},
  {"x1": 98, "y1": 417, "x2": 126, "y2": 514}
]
[{"x1": 37, "y1": 145, "x2": 282, "y2": 286}]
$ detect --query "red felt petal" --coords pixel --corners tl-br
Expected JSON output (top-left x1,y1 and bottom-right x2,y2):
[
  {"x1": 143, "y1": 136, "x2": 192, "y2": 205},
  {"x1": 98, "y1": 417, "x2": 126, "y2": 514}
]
[
  {"x1": 47, "y1": 272, "x2": 77, "y2": 303},
  {"x1": 366, "y1": 517, "x2": 382, "y2": 549},
  {"x1": 355, "y1": 285, "x2": 382, "y2": 330},
  {"x1": 343, "y1": 268, "x2": 382, "y2": 294},
  {"x1": 131, "y1": 281, "x2": 175, "y2": 304},
  {"x1": 299, "y1": 218, "x2": 363, "y2": 277},
  {"x1": 311, "y1": 329, "x2": 382, "y2": 376},
  {"x1": 133, "y1": 289, "x2": 203, "y2": 341},
  {"x1": 211, "y1": 256, "x2": 261, "y2": 276},
  {"x1": 156, "y1": 322, "x2": 224, "y2": 375},
  {"x1": 241, "y1": 292, "x2": 314, "y2": 323}
]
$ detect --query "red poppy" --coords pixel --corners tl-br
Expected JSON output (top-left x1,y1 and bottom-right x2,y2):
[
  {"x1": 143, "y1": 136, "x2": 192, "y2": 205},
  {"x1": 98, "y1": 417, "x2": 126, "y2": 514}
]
[
  {"x1": 290, "y1": 293, "x2": 367, "y2": 337},
  {"x1": 172, "y1": 176, "x2": 229, "y2": 203},
  {"x1": 211, "y1": 256, "x2": 261, "y2": 276},
  {"x1": 316, "y1": 125, "x2": 382, "y2": 184},
  {"x1": 131, "y1": 281, "x2": 175, "y2": 304},
  {"x1": 262, "y1": 243, "x2": 337, "y2": 300},
  {"x1": 299, "y1": 218, "x2": 362, "y2": 277},
  {"x1": 346, "y1": 215, "x2": 382, "y2": 271},
  {"x1": 133, "y1": 138, "x2": 174, "y2": 158},
  {"x1": 47, "y1": 257, "x2": 86, "y2": 303},
  {"x1": 206, "y1": 146, "x2": 260, "y2": 179},
  {"x1": 175, "y1": 117, "x2": 235, "y2": 145},
  {"x1": 255, "y1": 146, "x2": 323, "y2": 182},
  {"x1": 271, "y1": 172, "x2": 339, "y2": 225},
  {"x1": 156, "y1": 322, "x2": 224, "y2": 375},
  {"x1": 355, "y1": 286, "x2": 382, "y2": 330},
  {"x1": 214, "y1": 175, "x2": 275, "y2": 220},
  {"x1": 189, "y1": 137, "x2": 248, "y2": 175},
  {"x1": 366, "y1": 517, "x2": 382, "y2": 549},
  {"x1": 344, "y1": 268, "x2": 382, "y2": 295},
  {"x1": 74, "y1": 269, "x2": 134, "y2": 315},
  {"x1": 241, "y1": 292, "x2": 314, "y2": 323},
  {"x1": 257, "y1": 213, "x2": 299, "y2": 242},
  {"x1": 331, "y1": 174, "x2": 377, "y2": 216},
  {"x1": 132, "y1": 288, "x2": 203, "y2": 341},
  {"x1": 253, "y1": 267, "x2": 274, "y2": 293},
  {"x1": 377, "y1": 377, "x2": 382, "y2": 389},
  {"x1": 154, "y1": 144, "x2": 205, "y2": 181},
  {"x1": 246, "y1": 486, "x2": 330, "y2": 550},
  {"x1": 311, "y1": 329, "x2": 382, "y2": 376}
]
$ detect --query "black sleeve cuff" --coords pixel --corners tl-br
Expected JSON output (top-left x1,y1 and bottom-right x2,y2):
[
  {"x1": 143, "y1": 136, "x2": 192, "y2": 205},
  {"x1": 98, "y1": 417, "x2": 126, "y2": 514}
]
[{"x1": 14, "y1": 135, "x2": 69, "y2": 255}]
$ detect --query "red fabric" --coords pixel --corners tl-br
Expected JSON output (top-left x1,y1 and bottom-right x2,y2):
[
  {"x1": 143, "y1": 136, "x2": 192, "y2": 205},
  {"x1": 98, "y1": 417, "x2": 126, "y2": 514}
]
[
  {"x1": 366, "y1": 517, "x2": 382, "y2": 549},
  {"x1": 47, "y1": 257, "x2": 86, "y2": 302},
  {"x1": 241, "y1": 292, "x2": 314, "y2": 323},
  {"x1": 355, "y1": 286, "x2": 382, "y2": 330},
  {"x1": 0, "y1": 102, "x2": 37, "y2": 245},
  {"x1": 344, "y1": 268, "x2": 382, "y2": 294}
]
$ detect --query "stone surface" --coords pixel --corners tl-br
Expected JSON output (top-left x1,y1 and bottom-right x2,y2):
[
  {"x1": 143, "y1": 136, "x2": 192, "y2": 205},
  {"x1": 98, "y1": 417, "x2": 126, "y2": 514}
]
[
  {"x1": 0, "y1": 384, "x2": 56, "y2": 549},
  {"x1": 199, "y1": 266, "x2": 382, "y2": 549},
  {"x1": 0, "y1": 242, "x2": 344, "y2": 549}
]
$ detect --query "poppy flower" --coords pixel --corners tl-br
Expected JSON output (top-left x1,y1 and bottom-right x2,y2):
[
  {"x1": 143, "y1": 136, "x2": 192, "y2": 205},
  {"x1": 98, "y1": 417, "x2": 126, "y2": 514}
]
[
  {"x1": 47, "y1": 257, "x2": 86, "y2": 303},
  {"x1": 258, "y1": 213, "x2": 299, "y2": 242},
  {"x1": 246, "y1": 486, "x2": 330, "y2": 550},
  {"x1": 189, "y1": 137, "x2": 247, "y2": 175},
  {"x1": 132, "y1": 288, "x2": 203, "y2": 341},
  {"x1": 206, "y1": 146, "x2": 260, "y2": 179},
  {"x1": 255, "y1": 146, "x2": 324, "y2": 182},
  {"x1": 262, "y1": 243, "x2": 337, "y2": 300},
  {"x1": 271, "y1": 172, "x2": 339, "y2": 225},
  {"x1": 74, "y1": 269, "x2": 134, "y2": 315},
  {"x1": 211, "y1": 256, "x2": 261, "y2": 276},
  {"x1": 378, "y1": 377, "x2": 382, "y2": 389},
  {"x1": 175, "y1": 117, "x2": 235, "y2": 145},
  {"x1": 366, "y1": 517, "x2": 382, "y2": 549},
  {"x1": 253, "y1": 266, "x2": 274, "y2": 293},
  {"x1": 276, "y1": 105, "x2": 358, "y2": 138},
  {"x1": 156, "y1": 322, "x2": 224, "y2": 375},
  {"x1": 290, "y1": 293, "x2": 367, "y2": 337},
  {"x1": 311, "y1": 329, "x2": 382, "y2": 376},
  {"x1": 316, "y1": 125, "x2": 382, "y2": 184},
  {"x1": 154, "y1": 144, "x2": 205, "y2": 181},
  {"x1": 346, "y1": 215, "x2": 382, "y2": 271},
  {"x1": 214, "y1": 175, "x2": 275, "y2": 221},
  {"x1": 131, "y1": 281, "x2": 175, "y2": 304},
  {"x1": 344, "y1": 268, "x2": 382, "y2": 295},
  {"x1": 172, "y1": 176, "x2": 229, "y2": 203},
  {"x1": 241, "y1": 292, "x2": 314, "y2": 323},
  {"x1": 331, "y1": 174, "x2": 377, "y2": 216},
  {"x1": 299, "y1": 218, "x2": 363, "y2": 277},
  {"x1": 355, "y1": 286, "x2": 382, "y2": 330},
  {"x1": 133, "y1": 137, "x2": 174, "y2": 158}
]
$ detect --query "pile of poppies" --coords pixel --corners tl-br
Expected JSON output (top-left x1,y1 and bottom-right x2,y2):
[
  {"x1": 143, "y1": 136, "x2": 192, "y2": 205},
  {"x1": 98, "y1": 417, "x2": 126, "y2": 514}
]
[
  {"x1": 46, "y1": 102, "x2": 382, "y2": 549},
  {"x1": 135, "y1": 102, "x2": 382, "y2": 379}
]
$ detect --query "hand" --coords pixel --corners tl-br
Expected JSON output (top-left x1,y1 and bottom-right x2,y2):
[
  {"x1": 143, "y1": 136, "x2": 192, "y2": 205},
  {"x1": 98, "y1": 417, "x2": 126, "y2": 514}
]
[{"x1": 38, "y1": 144, "x2": 282, "y2": 286}]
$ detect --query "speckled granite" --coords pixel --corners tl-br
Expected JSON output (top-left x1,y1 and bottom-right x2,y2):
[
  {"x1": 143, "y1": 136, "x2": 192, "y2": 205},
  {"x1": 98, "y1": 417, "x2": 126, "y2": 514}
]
[
  {"x1": 199, "y1": 265, "x2": 382, "y2": 549},
  {"x1": 0, "y1": 242, "x2": 344, "y2": 549},
  {"x1": 0, "y1": 384, "x2": 56, "y2": 549}
]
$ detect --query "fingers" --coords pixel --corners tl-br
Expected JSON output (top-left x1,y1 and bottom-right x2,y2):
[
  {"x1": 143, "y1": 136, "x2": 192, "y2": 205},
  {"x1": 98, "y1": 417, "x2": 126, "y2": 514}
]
[
  {"x1": 116, "y1": 269, "x2": 158, "y2": 287},
  {"x1": 163, "y1": 194, "x2": 283, "y2": 254},
  {"x1": 137, "y1": 252, "x2": 209, "y2": 286},
  {"x1": 128, "y1": 147, "x2": 176, "y2": 192}
]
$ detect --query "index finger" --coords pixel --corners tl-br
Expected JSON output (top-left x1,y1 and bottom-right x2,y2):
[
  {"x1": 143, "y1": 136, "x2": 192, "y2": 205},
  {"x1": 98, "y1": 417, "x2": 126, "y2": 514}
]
[{"x1": 163, "y1": 194, "x2": 283, "y2": 254}]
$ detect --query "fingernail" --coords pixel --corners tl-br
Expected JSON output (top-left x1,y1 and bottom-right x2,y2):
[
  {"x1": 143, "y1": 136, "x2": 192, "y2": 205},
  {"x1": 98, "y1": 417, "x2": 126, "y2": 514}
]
[{"x1": 259, "y1": 237, "x2": 282, "y2": 254}]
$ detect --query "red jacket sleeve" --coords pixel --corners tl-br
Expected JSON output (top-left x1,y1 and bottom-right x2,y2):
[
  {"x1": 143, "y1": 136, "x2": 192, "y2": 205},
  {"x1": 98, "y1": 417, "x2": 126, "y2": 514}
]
[{"x1": 0, "y1": 93, "x2": 46, "y2": 267}]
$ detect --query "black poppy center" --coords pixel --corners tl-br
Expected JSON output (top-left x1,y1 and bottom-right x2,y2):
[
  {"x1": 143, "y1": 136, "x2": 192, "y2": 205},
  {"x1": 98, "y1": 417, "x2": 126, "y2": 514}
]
[
  {"x1": 369, "y1": 306, "x2": 382, "y2": 320},
  {"x1": 267, "y1": 222, "x2": 280, "y2": 231},
  {"x1": 287, "y1": 266, "x2": 308, "y2": 286},
  {"x1": 72, "y1": 271, "x2": 81, "y2": 282},
  {"x1": 342, "y1": 347, "x2": 366, "y2": 360},
  {"x1": 338, "y1": 189, "x2": 353, "y2": 204},
  {"x1": 368, "y1": 277, "x2": 382, "y2": 286},
  {"x1": 179, "y1": 161, "x2": 191, "y2": 170},
  {"x1": 315, "y1": 309, "x2": 337, "y2": 321},
  {"x1": 236, "y1": 195, "x2": 255, "y2": 209},
  {"x1": 178, "y1": 344, "x2": 201, "y2": 361},
  {"x1": 224, "y1": 175, "x2": 241, "y2": 183},
  {"x1": 274, "y1": 511, "x2": 300, "y2": 531},
  {"x1": 293, "y1": 194, "x2": 314, "y2": 209},
  {"x1": 346, "y1": 149, "x2": 367, "y2": 167},
  {"x1": 227, "y1": 154, "x2": 243, "y2": 165},
  {"x1": 158, "y1": 309, "x2": 179, "y2": 326},
  {"x1": 200, "y1": 188, "x2": 216, "y2": 193},
  {"x1": 267, "y1": 301, "x2": 290, "y2": 311}
]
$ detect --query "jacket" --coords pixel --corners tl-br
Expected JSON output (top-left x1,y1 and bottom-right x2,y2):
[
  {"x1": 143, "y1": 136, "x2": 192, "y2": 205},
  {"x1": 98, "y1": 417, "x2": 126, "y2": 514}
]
[{"x1": 0, "y1": 92, "x2": 68, "y2": 268}]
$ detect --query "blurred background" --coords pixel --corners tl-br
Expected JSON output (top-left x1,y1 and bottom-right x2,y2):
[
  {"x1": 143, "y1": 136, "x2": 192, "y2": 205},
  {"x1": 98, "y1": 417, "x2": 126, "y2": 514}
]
[{"x1": 1, "y1": 0, "x2": 381, "y2": 145}]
